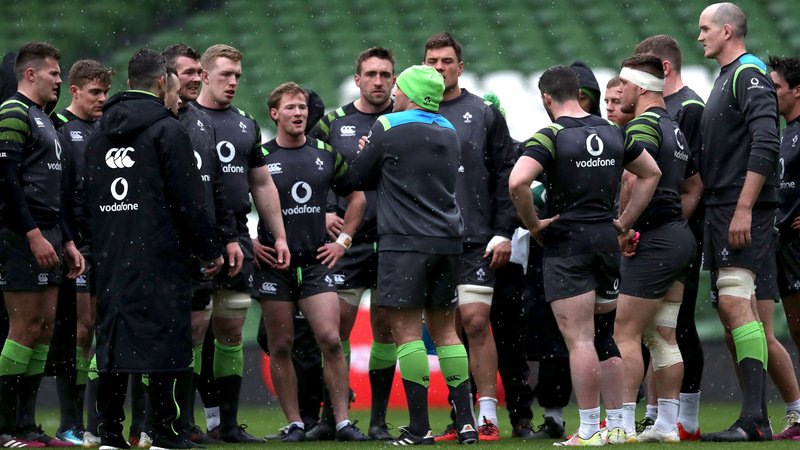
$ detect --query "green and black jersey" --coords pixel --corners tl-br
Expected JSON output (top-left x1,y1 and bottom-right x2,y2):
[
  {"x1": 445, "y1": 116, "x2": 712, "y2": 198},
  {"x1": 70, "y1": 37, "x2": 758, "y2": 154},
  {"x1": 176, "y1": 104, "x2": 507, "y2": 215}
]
[
  {"x1": 700, "y1": 53, "x2": 780, "y2": 206},
  {"x1": 258, "y1": 137, "x2": 350, "y2": 264},
  {"x1": 521, "y1": 114, "x2": 639, "y2": 256},
  {"x1": 664, "y1": 86, "x2": 704, "y2": 178},
  {"x1": 193, "y1": 102, "x2": 264, "y2": 234},
  {"x1": 0, "y1": 92, "x2": 63, "y2": 232},
  {"x1": 624, "y1": 107, "x2": 689, "y2": 230},
  {"x1": 778, "y1": 117, "x2": 800, "y2": 238},
  {"x1": 308, "y1": 101, "x2": 392, "y2": 242},
  {"x1": 438, "y1": 89, "x2": 517, "y2": 243},
  {"x1": 55, "y1": 109, "x2": 97, "y2": 244}
]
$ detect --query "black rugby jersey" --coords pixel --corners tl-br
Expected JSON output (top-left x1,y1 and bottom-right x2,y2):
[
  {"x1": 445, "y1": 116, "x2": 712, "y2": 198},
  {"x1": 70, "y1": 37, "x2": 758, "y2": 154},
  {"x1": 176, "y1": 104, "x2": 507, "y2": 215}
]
[
  {"x1": 778, "y1": 117, "x2": 800, "y2": 238},
  {"x1": 0, "y1": 93, "x2": 64, "y2": 231},
  {"x1": 700, "y1": 53, "x2": 780, "y2": 206},
  {"x1": 437, "y1": 89, "x2": 517, "y2": 243},
  {"x1": 664, "y1": 86, "x2": 704, "y2": 178},
  {"x1": 624, "y1": 107, "x2": 689, "y2": 230},
  {"x1": 309, "y1": 101, "x2": 392, "y2": 242},
  {"x1": 193, "y1": 102, "x2": 264, "y2": 233},
  {"x1": 258, "y1": 137, "x2": 350, "y2": 263}
]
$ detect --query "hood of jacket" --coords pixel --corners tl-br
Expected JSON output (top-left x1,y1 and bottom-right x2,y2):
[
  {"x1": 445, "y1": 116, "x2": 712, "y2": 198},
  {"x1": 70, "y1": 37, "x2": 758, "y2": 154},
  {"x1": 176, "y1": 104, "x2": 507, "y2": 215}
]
[{"x1": 100, "y1": 90, "x2": 171, "y2": 140}]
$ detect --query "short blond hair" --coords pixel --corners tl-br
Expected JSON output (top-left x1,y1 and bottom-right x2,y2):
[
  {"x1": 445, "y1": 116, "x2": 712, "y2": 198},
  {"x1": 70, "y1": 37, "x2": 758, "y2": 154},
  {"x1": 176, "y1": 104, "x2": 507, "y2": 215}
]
[{"x1": 200, "y1": 44, "x2": 242, "y2": 70}]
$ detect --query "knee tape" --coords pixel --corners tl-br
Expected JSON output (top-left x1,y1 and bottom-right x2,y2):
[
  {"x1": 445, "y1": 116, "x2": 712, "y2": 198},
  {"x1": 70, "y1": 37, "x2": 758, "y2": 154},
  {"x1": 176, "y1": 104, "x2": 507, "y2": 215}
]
[
  {"x1": 654, "y1": 302, "x2": 680, "y2": 329},
  {"x1": 338, "y1": 287, "x2": 366, "y2": 308},
  {"x1": 716, "y1": 268, "x2": 755, "y2": 300},
  {"x1": 594, "y1": 312, "x2": 620, "y2": 361},
  {"x1": 457, "y1": 284, "x2": 494, "y2": 306},
  {"x1": 212, "y1": 289, "x2": 251, "y2": 319},
  {"x1": 644, "y1": 328, "x2": 683, "y2": 370}
]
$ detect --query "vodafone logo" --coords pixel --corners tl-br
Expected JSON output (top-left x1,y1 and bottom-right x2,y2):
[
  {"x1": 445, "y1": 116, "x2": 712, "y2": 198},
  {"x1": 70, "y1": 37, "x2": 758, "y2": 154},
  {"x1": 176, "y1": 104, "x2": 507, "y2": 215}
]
[
  {"x1": 291, "y1": 181, "x2": 312, "y2": 204},
  {"x1": 111, "y1": 177, "x2": 128, "y2": 201},
  {"x1": 586, "y1": 134, "x2": 604, "y2": 157},
  {"x1": 55, "y1": 139, "x2": 62, "y2": 160},
  {"x1": 105, "y1": 147, "x2": 135, "y2": 168},
  {"x1": 217, "y1": 141, "x2": 235, "y2": 163},
  {"x1": 674, "y1": 128, "x2": 684, "y2": 150}
]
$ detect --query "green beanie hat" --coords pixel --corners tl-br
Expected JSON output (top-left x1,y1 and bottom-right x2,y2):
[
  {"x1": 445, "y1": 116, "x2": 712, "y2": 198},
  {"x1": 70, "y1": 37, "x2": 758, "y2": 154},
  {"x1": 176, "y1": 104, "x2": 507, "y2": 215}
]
[{"x1": 396, "y1": 65, "x2": 445, "y2": 112}]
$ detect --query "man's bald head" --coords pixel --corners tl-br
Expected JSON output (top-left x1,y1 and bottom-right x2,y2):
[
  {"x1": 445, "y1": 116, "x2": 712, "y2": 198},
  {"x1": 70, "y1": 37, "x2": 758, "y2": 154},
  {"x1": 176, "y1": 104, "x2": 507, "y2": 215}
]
[{"x1": 705, "y1": 2, "x2": 747, "y2": 38}]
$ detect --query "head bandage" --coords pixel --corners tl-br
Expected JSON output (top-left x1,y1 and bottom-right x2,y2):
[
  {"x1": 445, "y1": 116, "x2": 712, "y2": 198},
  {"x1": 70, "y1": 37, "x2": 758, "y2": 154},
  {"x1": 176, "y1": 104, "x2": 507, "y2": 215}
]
[{"x1": 619, "y1": 67, "x2": 665, "y2": 92}]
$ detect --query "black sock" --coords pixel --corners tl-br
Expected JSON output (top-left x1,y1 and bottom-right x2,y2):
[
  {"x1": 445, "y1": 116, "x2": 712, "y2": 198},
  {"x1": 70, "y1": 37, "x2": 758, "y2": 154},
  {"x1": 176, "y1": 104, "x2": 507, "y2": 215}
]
[
  {"x1": 198, "y1": 332, "x2": 219, "y2": 410},
  {"x1": 75, "y1": 383, "x2": 86, "y2": 429},
  {"x1": 402, "y1": 379, "x2": 429, "y2": 436},
  {"x1": 86, "y1": 377, "x2": 99, "y2": 434},
  {"x1": 0, "y1": 375, "x2": 20, "y2": 434},
  {"x1": 369, "y1": 365, "x2": 395, "y2": 426},
  {"x1": 173, "y1": 369, "x2": 194, "y2": 432},
  {"x1": 16, "y1": 374, "x2": 43, "y2": 432},
  {"x1": 56, "y1": 373, "x2": 79, "y2": 431},
  {"x1": 449, "y1": 380, "x2": 476, "y2": 431},
  {"x1": 738, "y1": 358, "x2": 765, "y2": 420},
  {"x1": 97, "y1": 373, "x2": 128, "y2": 437},
  {"x1": 215, "y1": 375, "x2": 241, "y2": 429}
]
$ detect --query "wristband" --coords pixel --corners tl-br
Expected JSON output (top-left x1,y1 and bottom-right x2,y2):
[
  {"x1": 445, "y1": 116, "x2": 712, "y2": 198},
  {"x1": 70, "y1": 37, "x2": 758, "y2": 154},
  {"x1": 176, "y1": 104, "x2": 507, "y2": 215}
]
[{"x1": 336, "y1": 233, "x2": 352, "y2": 249}]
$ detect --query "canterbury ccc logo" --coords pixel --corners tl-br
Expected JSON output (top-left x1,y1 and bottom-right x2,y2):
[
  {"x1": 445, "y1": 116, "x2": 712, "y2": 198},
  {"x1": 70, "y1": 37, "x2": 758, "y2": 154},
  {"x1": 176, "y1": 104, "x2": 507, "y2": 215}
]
[
  {"x1": 586, "y1": 134, "x2": 604, "y2": 156},
  {"x1": 194, "y1": 151, "x2": 202, "y2": 170},
  {"x1": 291, "y1": 181, "x2": 312, "y2": 204},
  {"x1": 110, "y1": 177, "x2": 128, "y2": 201},
  {"x1": 105, "y1": 147, "x2": 135, "y2": 168},
  {"x1": 216, "y1": 141, "x2": 235, "y2": 163}
]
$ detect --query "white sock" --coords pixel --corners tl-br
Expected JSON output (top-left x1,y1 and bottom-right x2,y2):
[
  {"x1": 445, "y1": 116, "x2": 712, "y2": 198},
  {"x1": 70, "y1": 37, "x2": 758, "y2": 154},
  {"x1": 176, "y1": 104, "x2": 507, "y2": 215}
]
[
  {"x1": 654, "y1": 398, "x2": 679, "y2": 432},
  {"x1": 605, "y1": 408, "x2": 623, "y2": 431},
  {"x1": 786, "y1": 399, "x2": 800, "y2": 415},
  {"x1": 544, "y1": 407, "x2": 564, "y2": 426},
  {"x1": 204, "y1": 406, "x2": 220, "y2": 431},
  {"x1": 678, "y1": 392, "x2": 700, "y2": 432},
  {"x1": 290, "y1": 421, "x2": 305, "y2": 430},
  {"x1": 622, "y1": 402, "x2": 637, "y2": 435},
  {"x1": 645, "y1": 403, "x2": 658, "y2": 421},
  {"x1": 478, "y1": 397, "x2": 498, "y2": 425},
  {"x1": 578, "y1": 407, "x2": 601, "y2": 439},
  {"x1": 335, "y1": 420, "x2": 351, "y2": 431}
]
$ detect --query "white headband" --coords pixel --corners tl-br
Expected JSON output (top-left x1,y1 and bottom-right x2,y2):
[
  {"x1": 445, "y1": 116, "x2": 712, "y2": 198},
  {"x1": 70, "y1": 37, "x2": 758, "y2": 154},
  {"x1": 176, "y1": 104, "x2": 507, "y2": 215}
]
[{"x1": 619, "y1": 67, "x2": 665, "y2": 92}]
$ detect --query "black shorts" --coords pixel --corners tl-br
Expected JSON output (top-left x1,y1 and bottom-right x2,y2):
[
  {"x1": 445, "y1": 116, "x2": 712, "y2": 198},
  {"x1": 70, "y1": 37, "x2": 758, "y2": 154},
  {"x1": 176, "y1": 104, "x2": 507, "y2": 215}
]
[
  {"x1": 778, "y1": 236, "x2": 800, "y2": 298},
  {"x1": 376, "y1": 251, "x2": 458, "y2": 309},
  {"x1": 191, "y1": 286, "x2": 213, "y2": 312},
  {"x1": 0, "y1": 226, "x2": 63, "y2": 291},
  {"x1": 543, "y1": 252, "x2": 620, "y2": 302},
  {"x1": 702, "y1": 205, "x2": 775, "y2": 274},
  {"x1": 709, "y1": 253, "x2": 780, "y2": 304},
  {"x1": 525, "y1": 244, "x2": 568, "y2": 360},
  {"x1": 458, "y1": 244, "x2": 495, "y2": 288},
  {"x1": 620, "y1": 221, "x2": 696, "y2": 299},
  {"x1": 216, "y1": 234, "x2": 254, "y2": 292},
  {"x1": 330, "y1": 240, "x2": 378, "y2": 290},
  {"x1": 252, "y1": 263, "x2": 336, "y2": 302}
]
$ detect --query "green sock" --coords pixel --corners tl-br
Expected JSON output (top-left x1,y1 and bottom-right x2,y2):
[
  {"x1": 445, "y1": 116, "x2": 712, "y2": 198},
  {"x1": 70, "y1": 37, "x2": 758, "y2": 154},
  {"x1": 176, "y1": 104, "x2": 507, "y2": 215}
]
[
  {"x1": 341, "y1": 339, "x2": 351, "y2": 367},
  {"x1": 397, "y1": 340, "x2": 429, "y2": 388},
  {"x1": 759, "y1": 322, "x2": 768, "y2": 368},
  {"x1": 369, "y1": 341, "x2": 397, "y2": 370},
  {"x1": 88, "y1": 355, "x2": 98, "y2": 381},
  {"x1": 436, "y1": 344, "x2": 469, "y2": 388},
  {"x1": 192, "y1": 345, "x2": 203, "y2": 375},
  {"x1": 732, "y1": 321, "x2": 767, "y2": 370},
  {"x1": 0, "y1": 339, "x2": 32, "y2": 375},
  {"x1": 76, "y1": 346, "x2": 89, "y2": 386},
  {"x1": 23, "y1": 344, "x2": 48, "y2": 376},
  {"x1": 213, "y1": 340, "x2": 243, "y2": 378}
]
